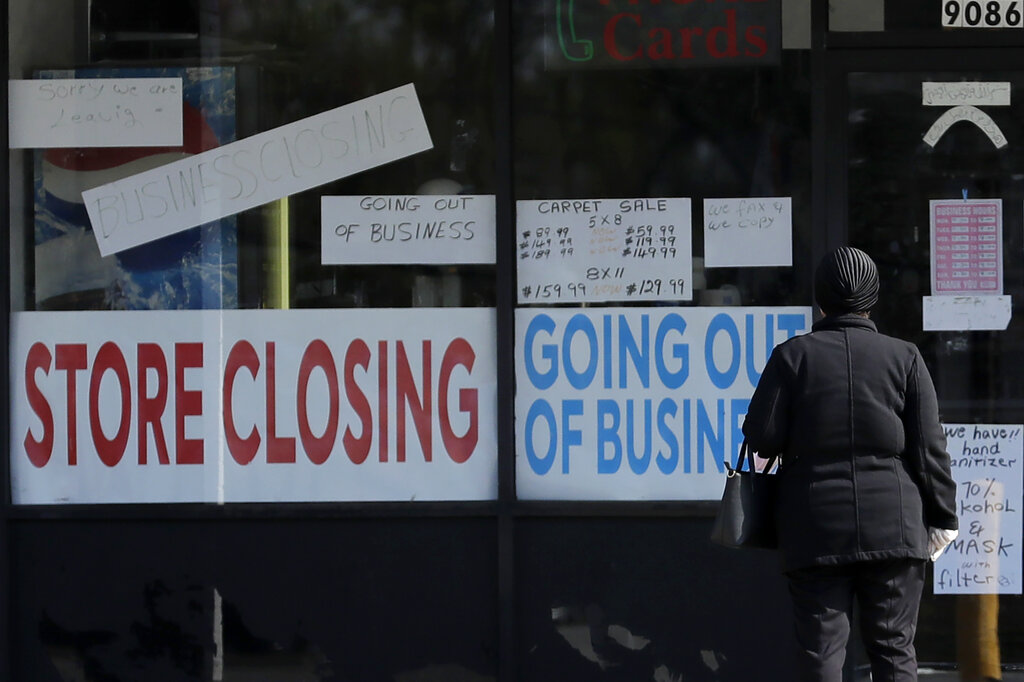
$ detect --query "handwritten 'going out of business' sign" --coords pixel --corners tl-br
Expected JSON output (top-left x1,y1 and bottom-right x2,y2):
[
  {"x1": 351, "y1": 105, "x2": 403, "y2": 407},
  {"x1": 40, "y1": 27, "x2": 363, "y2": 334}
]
[{"x1": 321, "y1": 194, "x2": 496, "y2": 264}]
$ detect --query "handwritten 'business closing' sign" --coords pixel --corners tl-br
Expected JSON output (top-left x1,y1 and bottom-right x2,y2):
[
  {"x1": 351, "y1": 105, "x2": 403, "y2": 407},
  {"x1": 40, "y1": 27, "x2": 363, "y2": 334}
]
[{"x1": 83, "y1": 84, "x2": 433, "y2": 256}]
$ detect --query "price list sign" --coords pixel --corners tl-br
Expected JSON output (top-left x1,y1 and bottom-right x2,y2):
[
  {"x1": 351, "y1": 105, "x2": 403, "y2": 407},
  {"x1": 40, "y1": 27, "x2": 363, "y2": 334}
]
[
  {"x1": 516, "y1": 198, "x2": 692, "y2": 304},
  {"x1": 930, "y1": 199, "x2": 1003, "y2": 295}
]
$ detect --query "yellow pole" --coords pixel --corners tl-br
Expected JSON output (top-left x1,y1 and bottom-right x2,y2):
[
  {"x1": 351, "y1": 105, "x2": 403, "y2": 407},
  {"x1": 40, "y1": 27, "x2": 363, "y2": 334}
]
[
  {"x1": 957, "y1": 594, "x2": 1001, "y2": 681},
  {"x1": 265, "y1": 197, "x2": 290, "y2": 309}
]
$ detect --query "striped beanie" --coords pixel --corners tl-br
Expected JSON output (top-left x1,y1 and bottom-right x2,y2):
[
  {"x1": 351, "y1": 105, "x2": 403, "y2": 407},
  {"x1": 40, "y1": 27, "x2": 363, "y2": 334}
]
[{"x1": 814, "y1": 247, "x2": 879, "y2": 314}]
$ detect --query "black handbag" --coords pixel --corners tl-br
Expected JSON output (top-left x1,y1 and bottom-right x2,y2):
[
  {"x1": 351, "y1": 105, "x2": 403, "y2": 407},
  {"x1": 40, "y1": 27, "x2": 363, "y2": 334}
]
[{"x1": 710, "y1": 440, "x2": 780, "y2": 550}]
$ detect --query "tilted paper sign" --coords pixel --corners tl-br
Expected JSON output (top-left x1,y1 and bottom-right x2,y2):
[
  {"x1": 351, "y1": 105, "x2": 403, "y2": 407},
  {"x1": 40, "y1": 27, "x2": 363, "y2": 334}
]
[{"x1": 83, "y1": 84, "x2": 433, "y2": 256}]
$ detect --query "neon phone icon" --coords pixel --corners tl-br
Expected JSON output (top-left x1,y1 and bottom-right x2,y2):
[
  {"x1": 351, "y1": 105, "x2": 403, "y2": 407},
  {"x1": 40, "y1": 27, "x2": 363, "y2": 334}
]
[{"x1": 556, "y1": 0, "x2": 593, "y2": 62}]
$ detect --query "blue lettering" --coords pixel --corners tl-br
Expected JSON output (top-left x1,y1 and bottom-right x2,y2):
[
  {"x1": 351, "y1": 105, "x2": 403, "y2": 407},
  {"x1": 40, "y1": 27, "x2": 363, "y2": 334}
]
[
  {"x1": 525, "y1": 399, "x2": 557, "y2": 474},
  {"x1": 777, "y1": 313, "x2": 806, "y2": 340},
  {"x1": 524, "y1": 314, "x2": 558, "y2": 389},
  {"x1": 705, "y1": 314, "x2": 741, "y2": 389},
  {"x1": 656, "y1": 399, "x2": 678, "y2": 474},
  {"x1": 561, "y1": 399, "x2": 583, "y2": 474},
  {"x1": 626, "y1": 399, "x2": 652, "y2": 474},
  {"x1": 730, "y1": 398, "x2": 749, "y2": 467},
  {"x1": 744, "y1": 314, "x2": 774, "y2": 386},
  {"x1": 597, "y1": 399, "x2": 622, "y2": 474},
  {"x1": 655, "y1": 313, "x2": 689, "y2": 388},
  {"x1": 619, "y1": 314, "x2": 650, "y2": 389},
  {"x1": 563, "y1": 314, "x2": 598, "y2": 389},
  {"x1": 697, "y1": 399, "x2": 726, "y2": 474},
  {"x1": 603, "y1": 315, "x2": 613, "y2": 389},
  {"x1": 682, "y1": 398, "x2": 693, "y2": 473}
]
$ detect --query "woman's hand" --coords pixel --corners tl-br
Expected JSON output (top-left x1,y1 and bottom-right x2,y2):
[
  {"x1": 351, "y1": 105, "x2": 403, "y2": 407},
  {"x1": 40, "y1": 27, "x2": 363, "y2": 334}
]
[{"x1": 928, "y1": 527, "x2": 959, "y2": 561}]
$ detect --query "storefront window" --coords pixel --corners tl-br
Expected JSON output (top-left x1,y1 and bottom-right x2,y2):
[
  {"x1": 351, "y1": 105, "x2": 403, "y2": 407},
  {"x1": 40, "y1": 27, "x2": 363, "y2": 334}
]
[
  {"x1": 7, "y1": 1, "x2": 499, "y2": 676},
  {"x1": 11, "y1": 0, "x2": 496, "y2": 312},
  {"x1": 846, "y1": 63, "x2": 1024, "y2": 679},
  {"x1": 511, "y1": 1, "x2": 814, "y2": 506},
  {"x1": 8, "y1": 0, "x2": 500, "y2": 505}
]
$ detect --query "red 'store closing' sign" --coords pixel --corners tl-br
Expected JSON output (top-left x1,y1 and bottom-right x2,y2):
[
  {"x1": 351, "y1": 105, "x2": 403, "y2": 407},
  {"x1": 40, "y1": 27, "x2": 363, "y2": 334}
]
[{"x1": 11, "y1": 309, "x2": 497, "y2": 504}]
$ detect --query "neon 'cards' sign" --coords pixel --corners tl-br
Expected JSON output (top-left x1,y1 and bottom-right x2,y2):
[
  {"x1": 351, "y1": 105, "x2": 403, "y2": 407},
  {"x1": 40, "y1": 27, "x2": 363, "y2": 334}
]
[{"x1": 545, "y1": 0, "x2": 781, "y2": 69}]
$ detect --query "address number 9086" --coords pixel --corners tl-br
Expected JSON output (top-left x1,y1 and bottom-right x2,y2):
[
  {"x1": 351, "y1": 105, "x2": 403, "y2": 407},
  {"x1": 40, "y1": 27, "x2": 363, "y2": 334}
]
[{"x1": 943, "y1": 0, "x2": 1023, "y2": 27}]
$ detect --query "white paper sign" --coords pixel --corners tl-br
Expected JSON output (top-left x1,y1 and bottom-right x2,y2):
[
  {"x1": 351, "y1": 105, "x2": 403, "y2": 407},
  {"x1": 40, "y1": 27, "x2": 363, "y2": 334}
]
[
  {"x1": 83, "y1": 84, "x2": 433, "y2": 256},
  {"x1": 934, "y1": 424, "x2": 1022, "y2": 595},
  {"x1": 922, "y1": 82, "x2": 1011, "y2": 107},
  {"x1": 9, "y1": 78, "x2": 184, "y2": 149},
  {"x1": 923, "y1": 295, "x2": 1012, "y2": 331},
  {"x1": 703, "y1": 197, "x2": 792, "y2": 268},
  {"x1": 516, "y1": 198, "x2": 693, "y2": 304},
  {"x1": 515, "y1": 306, "x2": 812, "y2": 500},
  {"x1": 923, "y1": 106, "x2": 1008, "y2": 148},
  {"x1": 10, "y1": 308, "x2": 496, "y2": 504},
  {"x1": 321, "y1": 195, "x2": 496, "y2": 264}
]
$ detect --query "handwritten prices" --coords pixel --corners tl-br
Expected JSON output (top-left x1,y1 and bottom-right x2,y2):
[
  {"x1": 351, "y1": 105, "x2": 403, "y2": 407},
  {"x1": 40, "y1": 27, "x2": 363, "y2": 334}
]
[
  {"x1": 935, "y1": 423, "x2": 1023, "y2": 595},
  {"x1": 9, "y1": 77, "x2": 184, "y2": 149},
  {"x1": 516, "y1": 198, "x2": 693, "y2": 304}
]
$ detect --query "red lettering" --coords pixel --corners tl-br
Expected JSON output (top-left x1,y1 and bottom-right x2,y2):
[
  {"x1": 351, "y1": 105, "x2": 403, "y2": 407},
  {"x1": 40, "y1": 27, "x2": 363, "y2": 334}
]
[
  {"x1": 344, "y1": 340, "x2": 372, "y2": 465},
  {"x1": 265, "y1": 342, "x2": 295, "y2": 463},
  {"x1": 647, "y1": 27, "x2": 674, "y2": 59},
  {"x1": 89, "y1": 342, "x2": 130, "y2": 467},
  {"x1": 378, "y1": 340, "x2": 389, "y2": 462},
  {"x1": 605, "y1": 13, "x2": 643, "y2": 61},
  {"x1": 137, "y1": 343, "x2": 170, "y2": 465},
  {"x1": 297, "y1": 340, "x2": 338, "y2": 465},
  {"x1": 396, "y1": 341, "x2": 431, "y2": 462},
  {"x1": 24, "y1": 343, "x2": 53, "y2": 468},
  {"x1": 743, "y1": 25, "x2": 767, "y2": 57},
  {"x1": 677, "y1": 26, "x2": 702, "y2": 58},
  {"x1": 439, "y1": 339, "x2": 478, "y2": 463},
  {"x1": 223, "y1": 341, "x2": 260, "y2": 465},
  {"x1": 707, "y1": 9, "x2": 739, "y2": 58},
  {"x1": 55, "y1": 344, "x2": 87, "y2": 465},
  {"x1": 174, "y1": 343, "x2": 204, "y2": 464}
]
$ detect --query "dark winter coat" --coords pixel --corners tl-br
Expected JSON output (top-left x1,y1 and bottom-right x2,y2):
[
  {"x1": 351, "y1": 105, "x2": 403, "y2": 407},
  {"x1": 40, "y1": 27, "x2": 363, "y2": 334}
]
[{"x1": 742, "y1": 314, "x2": 958, "y2": 572}]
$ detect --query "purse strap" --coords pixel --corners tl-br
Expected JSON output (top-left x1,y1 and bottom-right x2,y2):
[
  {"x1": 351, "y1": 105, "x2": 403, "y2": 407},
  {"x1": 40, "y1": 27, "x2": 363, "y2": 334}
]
[{"x1": 726, "y1": 439, "x2": 778, "y2": 476}]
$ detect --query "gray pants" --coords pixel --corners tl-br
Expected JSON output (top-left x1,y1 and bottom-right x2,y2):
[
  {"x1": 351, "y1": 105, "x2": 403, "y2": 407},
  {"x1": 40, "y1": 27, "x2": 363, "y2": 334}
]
[{"x1": 786, "y1": 558, "x2": 927, "y2": 682}]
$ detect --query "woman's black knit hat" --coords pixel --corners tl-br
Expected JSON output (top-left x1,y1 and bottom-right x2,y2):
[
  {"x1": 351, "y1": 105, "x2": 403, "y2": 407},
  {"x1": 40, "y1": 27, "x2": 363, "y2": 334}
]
[{"x1": 814, "y1": 246, "x2": 879, "y2": 314}]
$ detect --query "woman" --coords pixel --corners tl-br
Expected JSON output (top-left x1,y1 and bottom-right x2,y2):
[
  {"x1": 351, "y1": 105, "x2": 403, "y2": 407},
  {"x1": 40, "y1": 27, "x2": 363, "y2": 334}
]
[{"x1": 743, "y1": 246, "x2": 959, "y2": 682}]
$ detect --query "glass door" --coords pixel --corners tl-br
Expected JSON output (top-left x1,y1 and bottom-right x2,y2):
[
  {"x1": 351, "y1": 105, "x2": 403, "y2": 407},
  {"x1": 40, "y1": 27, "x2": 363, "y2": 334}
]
[{"x1": 829, "y1": 49, "x2": 1024, "y2": 680}]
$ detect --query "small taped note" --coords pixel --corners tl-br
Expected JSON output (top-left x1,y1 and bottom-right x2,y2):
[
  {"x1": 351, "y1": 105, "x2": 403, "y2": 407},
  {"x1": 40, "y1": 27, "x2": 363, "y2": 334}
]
[
  {"x1": 703, "y1": 197, "x2": 792, "y2": 268},
  {"x1": 9, "y1": 78, "x2": 183, "y2": 149},
  {"x1": 922, "y1": 295, "x2": 1012, "y2": 331}
]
